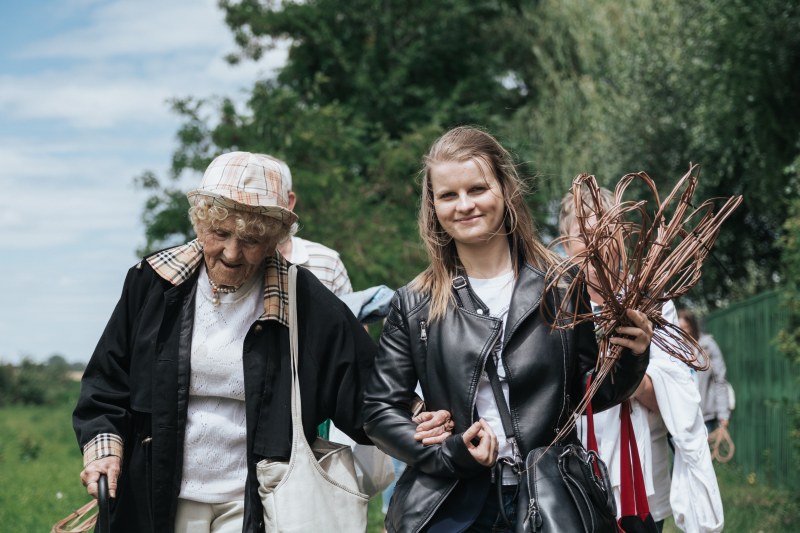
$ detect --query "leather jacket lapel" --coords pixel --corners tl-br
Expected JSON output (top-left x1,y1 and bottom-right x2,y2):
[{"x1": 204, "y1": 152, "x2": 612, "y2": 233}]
[
  {"x1": 504, "y1": 263, "x2": 545, "y2": 346},
  {"x1": 428, "y1": 303, "x2": 502, "y2": 430}
]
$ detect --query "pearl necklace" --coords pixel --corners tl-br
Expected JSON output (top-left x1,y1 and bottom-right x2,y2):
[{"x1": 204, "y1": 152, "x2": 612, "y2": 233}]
[{"x1": 209, "y1": 278, "x2": 238, "y2": 305}]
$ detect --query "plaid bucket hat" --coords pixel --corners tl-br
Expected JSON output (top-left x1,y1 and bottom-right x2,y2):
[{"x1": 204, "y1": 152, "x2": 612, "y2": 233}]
[{"x1": 187, "y1": 151, "x2": 299, "y2": 226}]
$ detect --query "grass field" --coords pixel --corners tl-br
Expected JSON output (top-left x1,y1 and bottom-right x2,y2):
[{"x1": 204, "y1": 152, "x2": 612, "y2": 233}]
[{"x1": 1, "y1": 395, "x2": 797, "y2": 532}]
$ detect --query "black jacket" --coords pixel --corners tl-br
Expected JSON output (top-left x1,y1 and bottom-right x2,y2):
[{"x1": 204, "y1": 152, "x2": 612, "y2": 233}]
[
  {"x1": 363, "y1": 262, "x2": 649, "y2": 533},
  {"x1": 73, "y1": 242, "x2": 376, "y2": 532}
]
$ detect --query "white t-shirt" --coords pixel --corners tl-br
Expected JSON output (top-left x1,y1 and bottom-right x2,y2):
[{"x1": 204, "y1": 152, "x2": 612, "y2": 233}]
[
  {"x1": 470, "y1": 270, "x2": 516, "y2": 483},
  {"x1": 577, "y1": 299, "x2": 686, "y2": 520}
]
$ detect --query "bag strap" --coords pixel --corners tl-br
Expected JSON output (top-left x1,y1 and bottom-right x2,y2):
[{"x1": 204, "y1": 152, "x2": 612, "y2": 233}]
[
  {"x1": 484, "y1": 355, "x2": 515, "y2": 440},
  {"x1": 453, "y1": 276, "x2": 518, "y2": 530},
  {"x1": 452, "y1": 277, "x2": 517, "y2": 453},
  {"x1": 288, "y1": 265, "x2": 305, "y2": 436},
  {"x1": 584, "y1": 376, "x2": 602, "y2": 477},
  {"x1": 619, "y1": 400, "x2": 650, "y2": 521},
  {"x1": 452, "y1": 275, "x2": 489, "y2": 315}
]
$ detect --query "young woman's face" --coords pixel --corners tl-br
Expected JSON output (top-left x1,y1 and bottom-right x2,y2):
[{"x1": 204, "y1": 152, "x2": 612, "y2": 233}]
[
  {"x1": 198, "y1": 216, "x2": 276, "y2": 288},
  {"x1": 430, "y1": 158, "x2": 506, "y2": 249}
]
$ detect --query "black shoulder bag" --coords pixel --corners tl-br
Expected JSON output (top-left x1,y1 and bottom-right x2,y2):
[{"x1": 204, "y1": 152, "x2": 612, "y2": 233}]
[{"x1": 486, "y1": 355, "x2": 617, "y2": 533}]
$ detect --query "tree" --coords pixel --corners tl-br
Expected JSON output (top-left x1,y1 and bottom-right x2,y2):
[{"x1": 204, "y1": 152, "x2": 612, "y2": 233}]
[
  {"x1": 777, "y1": 155, "x2": 800, "y2": 451},
  {"x1": 137, "y1": 0, "x2": 800, "y2": 306},
  {"x1": 509, "y1": 0, "x2": 800, "y2": 308},
  {"x1": 778, "y1": 157, "x2": 800, "y2": 366},
  {"x1": 136, "y1": 0, "x2": 529, "y2": 290}
]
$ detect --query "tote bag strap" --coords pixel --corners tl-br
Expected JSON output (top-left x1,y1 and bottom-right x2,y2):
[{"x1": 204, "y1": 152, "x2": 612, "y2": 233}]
[{"x1": 288, "y1": 265, "x2": 304, "y2": 436}]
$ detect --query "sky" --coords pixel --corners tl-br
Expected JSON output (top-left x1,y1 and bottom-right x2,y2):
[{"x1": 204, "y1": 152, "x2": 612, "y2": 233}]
[{"x1": 0, "y1": 0, "x2": 286, "y2": 364}]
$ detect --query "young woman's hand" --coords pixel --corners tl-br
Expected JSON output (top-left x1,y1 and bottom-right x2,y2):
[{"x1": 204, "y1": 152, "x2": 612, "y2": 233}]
[
  {"x1": 610, "y1": 308, "x2": 654, "y2": 355},
  {"x1": 413, "y1": 410, "x2": 455, "y2": 445},
  {"x1": 462, "y1": 419, "x2": 498, "y2": 467}
]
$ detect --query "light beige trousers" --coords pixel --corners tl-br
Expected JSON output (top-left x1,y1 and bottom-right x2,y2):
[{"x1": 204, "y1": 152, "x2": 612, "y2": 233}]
[{"x1": 174, "y1": 498, "x2": 245, "y2": 533}]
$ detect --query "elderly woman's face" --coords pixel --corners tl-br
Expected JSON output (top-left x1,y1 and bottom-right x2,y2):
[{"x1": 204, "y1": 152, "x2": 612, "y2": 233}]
[{"x1": 198, "y1": 216, "x2": 276, "y2": 288}]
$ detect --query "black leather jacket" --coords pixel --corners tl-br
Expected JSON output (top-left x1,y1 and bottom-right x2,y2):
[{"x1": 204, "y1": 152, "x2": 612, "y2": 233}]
[{"x1": 363, "y1": 262, "x2": 649, "y2": 533}]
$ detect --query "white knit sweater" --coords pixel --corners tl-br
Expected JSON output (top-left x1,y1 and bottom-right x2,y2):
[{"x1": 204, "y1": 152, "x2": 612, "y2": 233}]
[{"x1": 179, "y1": 264, "x2": 264, "y2": 502}]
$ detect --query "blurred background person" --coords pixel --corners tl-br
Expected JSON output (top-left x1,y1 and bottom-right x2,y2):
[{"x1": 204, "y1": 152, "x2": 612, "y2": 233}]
[
  {"x1": 678, "y1": 310, "x2": 732, "y2": 434},
  {"x1": 275, "y1": 159, "x2": 353, "y2": 297},
  {"x1": 560, "y1": 186, "x2": 723, "y2": 532}
]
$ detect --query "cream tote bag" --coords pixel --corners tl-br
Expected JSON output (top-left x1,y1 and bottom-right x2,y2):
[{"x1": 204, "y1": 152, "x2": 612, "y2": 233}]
[{"x1": 256, "y1": 265, "x2": 368, "y2": 532}]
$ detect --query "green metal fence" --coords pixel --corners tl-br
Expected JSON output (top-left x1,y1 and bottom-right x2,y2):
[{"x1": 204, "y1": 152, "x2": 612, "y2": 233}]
[{"x1": 704, "y1": 290, "x2": 799, "y2": 491}]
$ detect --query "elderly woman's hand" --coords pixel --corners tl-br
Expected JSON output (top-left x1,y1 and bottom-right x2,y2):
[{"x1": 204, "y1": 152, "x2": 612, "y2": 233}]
[
  {"x1": 610, "y1": 309, "x2": 654, "y2": 355},
  {"x1": 413, "y1": 410, "x2": 455, "y2": 445},
  {"x1": 80, "y1": 456, "x2": 120, "y2": 499}
]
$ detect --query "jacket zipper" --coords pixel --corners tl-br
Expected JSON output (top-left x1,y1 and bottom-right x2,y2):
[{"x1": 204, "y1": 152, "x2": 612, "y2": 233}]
[
  {"x1": 470, "y1": 322, "x2": 502, "y2": 428},
  {"x1": 416, "y1": 319, "x2": 501, "y2": 532}
]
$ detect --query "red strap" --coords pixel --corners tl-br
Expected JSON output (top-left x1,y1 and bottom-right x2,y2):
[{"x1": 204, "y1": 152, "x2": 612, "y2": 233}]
[{"x1": 619, "y1": 400, "x2": 650, "y2": 520}]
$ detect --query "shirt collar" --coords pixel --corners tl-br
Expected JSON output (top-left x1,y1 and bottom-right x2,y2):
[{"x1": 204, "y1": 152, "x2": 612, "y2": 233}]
[{"x1": 285, "y1": 236, "x2": 309, "y2": 265}]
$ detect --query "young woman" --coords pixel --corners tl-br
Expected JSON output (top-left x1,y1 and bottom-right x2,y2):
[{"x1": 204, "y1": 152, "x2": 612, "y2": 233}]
[
  {"x1": 364, "y1": 126, "x2": 654, "y2": 533},
  {"x1": 678, "y1": 310, "x2": 731, "y2": 433}
]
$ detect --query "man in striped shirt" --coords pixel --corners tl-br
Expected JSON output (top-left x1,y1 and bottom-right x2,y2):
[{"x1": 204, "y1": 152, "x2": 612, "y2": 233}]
[{"x1": 279, "y1": 235, "x2": 352, "y2": 296}]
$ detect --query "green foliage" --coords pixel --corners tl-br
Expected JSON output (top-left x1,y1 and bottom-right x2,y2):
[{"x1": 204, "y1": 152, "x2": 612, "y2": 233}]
[
  {"x1": 134, "y1": 0, "x2": 529, "y2": 289},
  {"x1": 0, "y1": 359, "x2": 81, "y2": 407},
  {"x1": 0, "y1": 365, "x2": 12, "y2": 406},
  {"x1": 777, "y1": 157, "x2": 800, "y2": 453},
  {"x1": 0, "y1": 400, "x2": 86, "y2": 532},
  {"x1": 135, "y1": 0, "x2": 800, "y2": 306},
  {"x1": 18, "y1": 433, "x2": 42, "y2": 462},
  {"x1": 221, "y1": 0, "x2": 526, "y2": 137},
  {"x1": 512, "y1": 0, "x2": 800, "y2": 307},
  {"x1": 134, "y1": 170, "x2": 194, "y2": 256},
  {"x1": 778, "y1": 160, "x2": 800, "y2": 366}
]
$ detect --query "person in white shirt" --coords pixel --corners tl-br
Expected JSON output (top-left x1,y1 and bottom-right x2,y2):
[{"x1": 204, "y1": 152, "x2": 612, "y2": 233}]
[
  {"x1": 364, "y1": 127, "x2": 654, "y2": 533},
  {"x1": 559, "y1": 186, "x2": 724, "y2": 533}
]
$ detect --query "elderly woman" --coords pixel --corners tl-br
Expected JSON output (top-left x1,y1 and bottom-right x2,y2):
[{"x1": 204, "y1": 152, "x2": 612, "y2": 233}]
[{"x1": 73, "y1": 152, "x2": 376, "y2": 532}]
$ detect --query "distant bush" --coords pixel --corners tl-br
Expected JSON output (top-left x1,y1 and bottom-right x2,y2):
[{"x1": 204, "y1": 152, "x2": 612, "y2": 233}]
[{"x1": 0, "y1": 357, "x2": 82, "y2": 406}]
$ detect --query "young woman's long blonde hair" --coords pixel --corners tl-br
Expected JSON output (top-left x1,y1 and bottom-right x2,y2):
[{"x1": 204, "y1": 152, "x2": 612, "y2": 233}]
[{"x1": 411, "y1": 126, "x2": 558, "y2": 320}]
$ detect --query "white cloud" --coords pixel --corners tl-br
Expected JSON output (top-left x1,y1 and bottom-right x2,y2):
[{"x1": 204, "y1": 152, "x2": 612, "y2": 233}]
[
  {"x1": 1, "y1": 0, "x2": 285, "y2": 130},
  {"x1": 0, "y1": 72, "x2": 174, "y2": 128},
  {"x1": 0, "y1": 0, "x2": 288, "y2": 364},
  {"x1": 19, "y1": 0, "x2": 232, "y2": 59}
]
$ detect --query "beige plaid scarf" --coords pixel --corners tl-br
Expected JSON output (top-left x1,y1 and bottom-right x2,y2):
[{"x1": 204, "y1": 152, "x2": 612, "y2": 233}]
[{"x1": 145, "y1": 239, "x2": 290, "y2": 326}]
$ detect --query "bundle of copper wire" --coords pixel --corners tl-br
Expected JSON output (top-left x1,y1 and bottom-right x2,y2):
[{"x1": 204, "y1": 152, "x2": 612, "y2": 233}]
[{"x1": 544, "y1": 164, "x2": 742, "y2": 442}]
